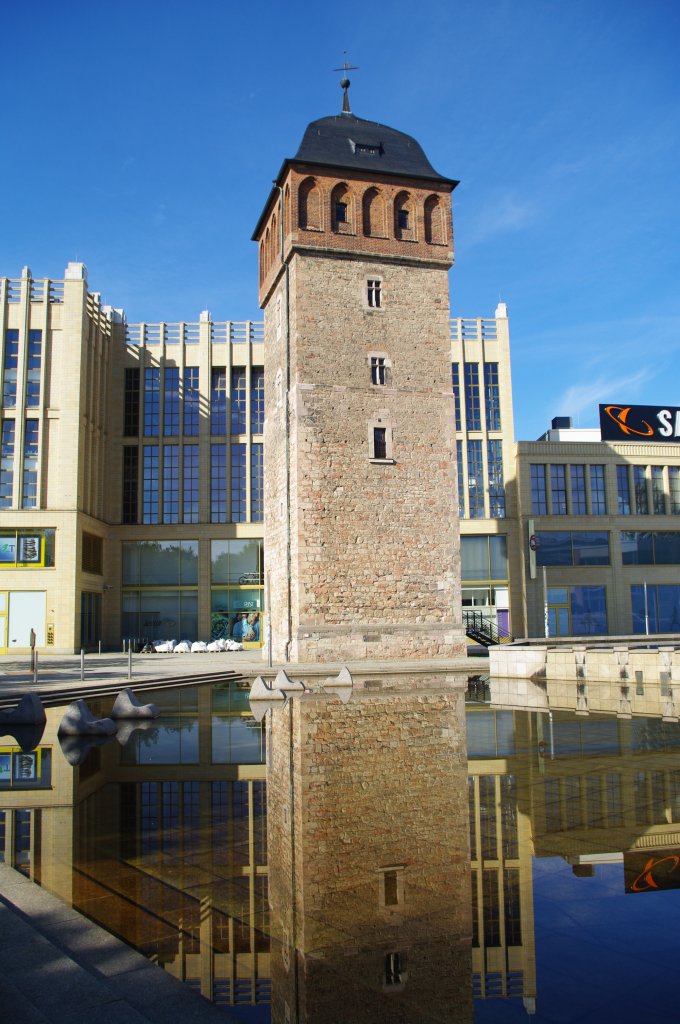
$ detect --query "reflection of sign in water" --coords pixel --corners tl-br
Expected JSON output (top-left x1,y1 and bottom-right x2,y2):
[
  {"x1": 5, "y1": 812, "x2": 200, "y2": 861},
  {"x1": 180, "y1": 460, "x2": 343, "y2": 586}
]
[
  {"x1": 18, "y1": 535, "x2": 41, "y2": 563},
  {"x1": 625, "y1": 850, "x2": 680, "y2": 893}
]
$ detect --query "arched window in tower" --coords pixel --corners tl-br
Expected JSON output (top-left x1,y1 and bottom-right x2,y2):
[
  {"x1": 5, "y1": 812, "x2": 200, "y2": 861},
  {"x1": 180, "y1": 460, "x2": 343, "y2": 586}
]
[
  {"x1": 298, "y1": 177, "x2": 322, "y2": 231},
  {"x1": 283, "y1": 183, "x2": 291, "y2": 238},
  {"x1": 264, "y1": 226, "x2": 271, "y2": 278},
  {"x1": 394, "y1": 191, "x2": 415, "y2": 241},
  {"x1": 271, "y1": 211, "x2": 279, "y2": 261},
  {"x1": 424, "y1": 194, "x2": 446, "y2": 245},
  {"x1": 259, "y1": 239, "x2": 265, "y2": 285},
  {"x1": 362, "y1": 187, "x2": 386, "y2": 238},
  {"x1": 331, "y1": 182, "x2": 354, "y2": 234}
]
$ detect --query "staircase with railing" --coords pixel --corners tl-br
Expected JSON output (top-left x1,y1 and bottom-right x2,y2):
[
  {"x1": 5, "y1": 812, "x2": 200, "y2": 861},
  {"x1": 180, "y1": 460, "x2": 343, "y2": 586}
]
[{"x1": 463, "y1": 611, "x2": 512, "y2": 647}]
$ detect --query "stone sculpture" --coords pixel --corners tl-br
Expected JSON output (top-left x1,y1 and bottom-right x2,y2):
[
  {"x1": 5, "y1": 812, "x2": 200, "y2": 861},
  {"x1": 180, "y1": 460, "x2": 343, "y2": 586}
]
[
  {"x1": 57, "y1": 699, "x2": 117, "y2": 736},
  {"x1": 111, "y1": 687, "x2": 160, "y2": 720}
]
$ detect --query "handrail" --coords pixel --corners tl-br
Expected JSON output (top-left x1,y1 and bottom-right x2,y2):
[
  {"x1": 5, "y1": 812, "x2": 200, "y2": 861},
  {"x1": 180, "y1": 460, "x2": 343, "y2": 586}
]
[{"x1": 463, "y1": 610, "x2": 512, "y2": 646}]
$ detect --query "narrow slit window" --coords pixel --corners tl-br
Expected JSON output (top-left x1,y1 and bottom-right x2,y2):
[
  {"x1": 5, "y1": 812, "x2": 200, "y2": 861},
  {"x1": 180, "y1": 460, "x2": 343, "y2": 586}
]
[
  {"x1": 373, "y1": 427, "x2": 387, "y2": 460},
  {"x1": 384, "y1": 952, "x2": 407, "y2": 987},
  {"x1": 371, "y1": 357, "x2": 386, "y2": 385},
  {"x1": 335, "y1": 201, "x2": 347, "y2": 223},
  {"x1": 367, "y1": 279, "x2": 381, "y2": 308},
  {"x1": 384, "y1": 870, "x2": 398, "y2": 906}
]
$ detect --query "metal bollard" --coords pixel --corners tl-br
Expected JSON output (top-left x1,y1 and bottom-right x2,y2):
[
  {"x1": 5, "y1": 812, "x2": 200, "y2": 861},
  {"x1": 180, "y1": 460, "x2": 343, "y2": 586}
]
[
  {"x1": 128, "y1": 645, "x2": 132, "y2": 681},
  {"x1": 33, "y1": 649, "x2": 38, "y2": 686},
  {"x1": 80, "y1": 649, "x2": 85, "y2": 682}
]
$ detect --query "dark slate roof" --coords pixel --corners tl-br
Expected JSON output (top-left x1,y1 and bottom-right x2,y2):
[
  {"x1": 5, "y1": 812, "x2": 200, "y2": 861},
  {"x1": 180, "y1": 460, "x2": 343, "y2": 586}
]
[
  {"x1": 253, "y1": 112, "x2": 457, "y2": 240},
  {"x1": 292, "y1": 113, "x2": 456, "y2": 185}
]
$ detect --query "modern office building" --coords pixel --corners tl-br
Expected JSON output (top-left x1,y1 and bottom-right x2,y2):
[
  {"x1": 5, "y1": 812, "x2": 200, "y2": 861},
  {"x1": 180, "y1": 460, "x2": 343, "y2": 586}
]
[{"x1": 0, "y1": 264, "x2": 265, "y2": 654}]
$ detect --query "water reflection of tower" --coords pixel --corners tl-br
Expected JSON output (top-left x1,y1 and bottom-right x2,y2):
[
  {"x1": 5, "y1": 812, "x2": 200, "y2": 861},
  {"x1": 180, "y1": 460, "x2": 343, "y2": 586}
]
[{"x1": 267, "y1": 680, "x2": 473, "y2": 1024}]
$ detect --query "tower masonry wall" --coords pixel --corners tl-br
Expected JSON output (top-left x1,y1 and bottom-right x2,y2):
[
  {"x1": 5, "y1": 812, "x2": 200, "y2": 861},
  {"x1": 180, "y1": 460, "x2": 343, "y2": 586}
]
[{"x1": 278, "y1": 251, "x2": 463, "y2": 661}]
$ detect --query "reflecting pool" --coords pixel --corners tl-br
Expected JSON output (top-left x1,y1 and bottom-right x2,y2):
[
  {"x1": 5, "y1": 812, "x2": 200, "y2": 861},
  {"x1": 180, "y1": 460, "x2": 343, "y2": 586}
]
[{"x1": 3, "y1": 674, "x2": 680, "y2": 1021}]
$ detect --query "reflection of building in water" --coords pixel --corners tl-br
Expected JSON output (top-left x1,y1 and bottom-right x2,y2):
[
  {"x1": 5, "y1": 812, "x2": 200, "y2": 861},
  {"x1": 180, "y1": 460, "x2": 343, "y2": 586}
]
[
  {"x1": 467, "y1": 692, "x2": 680, "y2": 1015},
  {"x1": 267, "y1": 682, "x2": 473, "y2": 1024},
  {"x1": 467, "y1": 706, "x2": 536, "y2": 1014},
  {"x1": 0, "y1": 684, "x2": 270, "y2": 1014},
  {"x1": 8, "y1": 683, "x2": 680, "y2": 1019}
]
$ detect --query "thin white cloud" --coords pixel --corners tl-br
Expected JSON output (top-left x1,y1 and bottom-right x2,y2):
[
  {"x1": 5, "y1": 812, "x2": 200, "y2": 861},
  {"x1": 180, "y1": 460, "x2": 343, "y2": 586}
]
[
  {"x1": 462, "y1": 193, "x2": 537, "y2": 248},
  {"x1": 553, "y1": 368, "x2": 654, "y2": 421}
]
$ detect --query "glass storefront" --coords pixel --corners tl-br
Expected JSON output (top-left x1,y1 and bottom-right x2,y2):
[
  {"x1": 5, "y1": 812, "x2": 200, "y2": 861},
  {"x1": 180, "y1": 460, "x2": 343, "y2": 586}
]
[{"x1": 211, "y1": 540, "x2": 264, "y2": 646}]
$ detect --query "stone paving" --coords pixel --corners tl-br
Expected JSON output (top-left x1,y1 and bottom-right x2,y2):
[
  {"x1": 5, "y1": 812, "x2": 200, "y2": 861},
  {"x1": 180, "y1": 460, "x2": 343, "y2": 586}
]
[{"x1": 0, "y1": 864, "x2": 238, "y2": 1023}]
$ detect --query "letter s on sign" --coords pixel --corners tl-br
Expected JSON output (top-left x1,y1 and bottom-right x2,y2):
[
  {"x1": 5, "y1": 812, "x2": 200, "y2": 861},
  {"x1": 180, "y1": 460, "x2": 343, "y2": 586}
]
[{"x1": 657, "y1": 409, "x2": 673, "y2": 437}]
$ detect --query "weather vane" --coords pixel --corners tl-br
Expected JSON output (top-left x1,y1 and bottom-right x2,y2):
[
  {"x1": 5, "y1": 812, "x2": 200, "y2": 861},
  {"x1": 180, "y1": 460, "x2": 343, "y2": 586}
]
[{"x1": 333, "y1": 52, "x2": 359, "y2": 114}]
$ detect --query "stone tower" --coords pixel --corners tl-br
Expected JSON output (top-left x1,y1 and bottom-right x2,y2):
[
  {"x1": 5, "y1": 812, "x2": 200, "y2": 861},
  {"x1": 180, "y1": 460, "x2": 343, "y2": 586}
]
[{"x1": 254, "y1": 86, "x2": 464, "y2": 662}]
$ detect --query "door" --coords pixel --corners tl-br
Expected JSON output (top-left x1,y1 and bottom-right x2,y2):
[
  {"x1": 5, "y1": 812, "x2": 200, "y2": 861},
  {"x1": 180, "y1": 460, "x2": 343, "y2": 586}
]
[
  {"x1": 8, "y1": 592, "x2": 46, "y2": 648},
  {"x1": 547, "y1": 587, "x2": 570, "y2": 637}
]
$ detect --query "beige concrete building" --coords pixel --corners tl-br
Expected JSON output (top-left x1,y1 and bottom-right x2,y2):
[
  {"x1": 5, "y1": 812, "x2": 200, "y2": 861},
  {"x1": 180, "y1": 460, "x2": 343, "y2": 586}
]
[{"x1": 0, "y1": 264, "x2": 265, "y2": 653}]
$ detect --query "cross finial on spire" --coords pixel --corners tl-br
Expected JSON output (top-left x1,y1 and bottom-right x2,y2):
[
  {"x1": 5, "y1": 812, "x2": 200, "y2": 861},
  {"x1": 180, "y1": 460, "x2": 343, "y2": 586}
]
[{"x1": 333, "y1": 52, "x2": 359, "y2": 114}]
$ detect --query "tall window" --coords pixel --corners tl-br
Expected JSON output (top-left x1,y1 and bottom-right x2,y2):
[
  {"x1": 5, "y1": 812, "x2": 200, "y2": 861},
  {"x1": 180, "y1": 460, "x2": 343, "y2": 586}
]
[
  {"x1": 211, "y1": 368, "x2": 227, "y2": 435},
  {"x1": 211, "y1": 444, "x2": 227, "y2": 523},
  {"x1": 571, "y1": 465, "x2": 586, "y2": 514},
  {"x1": 484, "y1": 362, "x2": 501, "y2": 430},
  {"x1": 467, "y1": 439, "x2": 485, "y2": 519},
  {"x1": 652, "y1": 466, "x2": 666, "y2": 514},
  {"x1": 231, "y1": 443, "x2": 246, "y2": 522},
  {"x1": 251, "y1": 443, "x2": 263, "y2": 522},
  {"x1": 0, "y1": 420, "x2": 15, "y2": 508},
  {"x1": 590, "y1": 465, "x2": 606, "y2": 515},
  {"x1": 2, "y1": 330, "x2": 18, "y2": 408},
  {"x1": 122, "y1": 446, "x2": 138, "y2": 523},
  {"x1": 143, "y1": 368, "x2": 160, "y2": 436},
  {"x1": 531, "y1": 465, "x2": 547, "y2": 515},
  {"x1": 616, "y1": 465, "x2": 631, "y2": 515},
  {"x1": 367, "y1": 279, "x2": 381, "y2": 308},
  {"x1": 634, "y1": 466, "x2": 648, "y2": 514},
  {"x1": 124, "y1": 368, "x2": 140, "y2": 436},
  {"x1": 550, "y1": 465, "x2": 567, "y2": 515},
  {"x1": 163, "y1": 368, "x2": 180, "y2": 437},
  {"x1": 251, "y1": 368, "x2": 264, "y2": 433},
  {"x1": 373, "y1": 427, "x2": 387, "y2": 460},
  {"x1": 452, "y1": 364, "x2": 461, "y2": 431},
  {"x1": 370, "y1": 356, "x2": 387, "y2": 385},
  {"x1": 142, "y1": 445, "x2": 158, "y2": 524},
  {"x1": 464, "y1": 363, "x2": 481, "y2": 431},
  {"x1": 456, "y1": 440, "x2": 465, "y2": 517},
  {"x1": 183, "y1": 367, "x2": 199, "y2": 436},
  {"x1": 183, "y1": 445, "x2": 199, "y2": 524},
  {"x1": 230, "y1": 367, "x2": 247, "y2": 434},
  {"x1": 25, "y1": 330, "x2": 41, "y2": 408},
  {"x1": 487, "y1": 440, "x2": 505, "y2": 519},
  {"x1": 670, "y1": 467, "x2": 680, "y2": 515},
  {"x1": 162, "y1": 445, "x2": 179, "y2": 523},
  {"x1": 22, "y1": 420, "x2": 39, "y2": 509}
]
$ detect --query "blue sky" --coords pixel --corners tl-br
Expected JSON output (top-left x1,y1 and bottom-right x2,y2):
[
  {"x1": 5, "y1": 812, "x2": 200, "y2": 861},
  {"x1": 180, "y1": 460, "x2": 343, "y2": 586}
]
[{"x1": 3, "y1": 0, "x2": 679, "y2": 439}]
